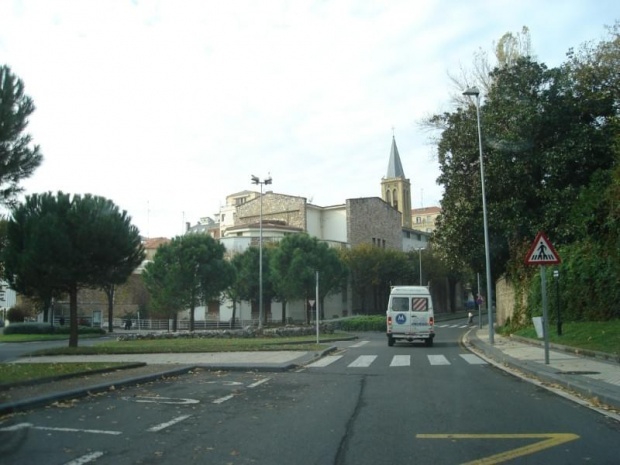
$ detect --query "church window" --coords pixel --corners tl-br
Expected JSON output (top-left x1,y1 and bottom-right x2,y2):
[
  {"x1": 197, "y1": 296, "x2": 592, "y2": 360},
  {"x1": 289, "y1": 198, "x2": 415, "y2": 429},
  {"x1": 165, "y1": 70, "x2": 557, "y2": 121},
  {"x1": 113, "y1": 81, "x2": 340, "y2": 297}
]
[{"x1": 386, "y1": 190, "x2": 392, "y2": 205}]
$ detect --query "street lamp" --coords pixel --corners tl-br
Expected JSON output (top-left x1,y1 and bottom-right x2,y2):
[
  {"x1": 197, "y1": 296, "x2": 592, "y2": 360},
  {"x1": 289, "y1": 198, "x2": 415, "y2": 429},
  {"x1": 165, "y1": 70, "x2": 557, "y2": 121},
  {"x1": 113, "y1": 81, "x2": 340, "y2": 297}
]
[
  {"x1": 463, "y1": 86, "x2": 494, "y2": 344},
  {"x1": 418, "y1": 247, "x2": 425, "y2": 286},
  {"x1": 251, "y1": 174, "x2": 272, "y2": 330}
]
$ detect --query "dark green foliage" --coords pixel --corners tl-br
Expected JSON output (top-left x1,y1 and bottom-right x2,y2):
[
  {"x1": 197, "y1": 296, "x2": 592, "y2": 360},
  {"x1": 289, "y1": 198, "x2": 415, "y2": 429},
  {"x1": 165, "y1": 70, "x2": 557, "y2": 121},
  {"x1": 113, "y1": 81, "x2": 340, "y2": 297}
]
[
  {"x1": 2, "y1": 192, "x2": 144, "y2": 346},
  {"x1": 7, "y1": 305, "x2": 29, "y2": 322},
  {"x1": 0, "y1": 65, "x2": 43, "y2": 207},
  {"x1": 333, "y1": 315, "x2": 386, "y2": 332},
  {"x1": 270, "y1": 234, "x2": 347, "y2": 322},
  {"x1": 143, "y1": 234, "x2": 235, "y2": 331},
  {"x1": 3, "y1": 323, "x2": 105, "y2": 335},
  {"x1": 433, "y1": 25, "x2": 619, "y2": 283}
]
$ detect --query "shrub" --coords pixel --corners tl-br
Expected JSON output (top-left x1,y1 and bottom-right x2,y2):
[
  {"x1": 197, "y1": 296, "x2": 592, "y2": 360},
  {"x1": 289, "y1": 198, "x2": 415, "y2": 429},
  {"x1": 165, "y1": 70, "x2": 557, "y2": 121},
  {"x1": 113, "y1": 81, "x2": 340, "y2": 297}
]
[
  {"x1": 3, "y1": 323, "x2": 105, "y2": 336},
  {"x1": 7, "y1": 305, "x2": 29, "y2": 323},
  {"x1": 333, "y1": 315, "x2": 385, "y2": 332}
]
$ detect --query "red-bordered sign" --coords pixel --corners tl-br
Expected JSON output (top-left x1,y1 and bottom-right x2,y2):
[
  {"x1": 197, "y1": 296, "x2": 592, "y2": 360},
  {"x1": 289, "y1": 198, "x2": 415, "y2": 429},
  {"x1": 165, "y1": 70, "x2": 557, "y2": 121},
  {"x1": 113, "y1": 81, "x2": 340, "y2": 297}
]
[{"x1": 525, "y1": 231, "x2": 561, "y2": 265}]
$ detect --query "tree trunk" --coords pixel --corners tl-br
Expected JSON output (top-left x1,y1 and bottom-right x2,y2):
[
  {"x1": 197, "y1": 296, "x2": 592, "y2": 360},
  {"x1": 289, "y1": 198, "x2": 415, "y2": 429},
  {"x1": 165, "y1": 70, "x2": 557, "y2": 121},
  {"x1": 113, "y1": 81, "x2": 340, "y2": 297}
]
[
  {"x1": 69, "y1": 286, "x2": 79, "y2": 348},
  {"x1": 190, "y1": 303, "x2": 195, "y2": 332},
  {"x1": 106, "y1": 285, "x2": 115, "y2": 333},
  {"x1": 230, "y1": 300, "x2": 237, "y2": 329},
  {"x1": 281, "y1": 300, "x2": 287, "y2": 325}
]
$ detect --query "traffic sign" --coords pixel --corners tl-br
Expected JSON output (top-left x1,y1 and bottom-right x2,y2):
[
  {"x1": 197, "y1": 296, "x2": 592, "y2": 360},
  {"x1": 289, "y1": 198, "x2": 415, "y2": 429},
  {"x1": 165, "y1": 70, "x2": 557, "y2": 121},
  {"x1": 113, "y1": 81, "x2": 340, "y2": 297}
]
[{"x1": 525, "y1": 231, "x2": 561, "y2": 265}]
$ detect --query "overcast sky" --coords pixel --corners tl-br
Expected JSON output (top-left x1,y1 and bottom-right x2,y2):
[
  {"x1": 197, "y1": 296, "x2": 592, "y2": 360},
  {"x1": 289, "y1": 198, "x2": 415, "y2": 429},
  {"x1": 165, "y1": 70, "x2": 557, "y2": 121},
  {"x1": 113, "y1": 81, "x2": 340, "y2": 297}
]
[{"x1": 1, "y1": 1, "x2": 617, "y2": 238}]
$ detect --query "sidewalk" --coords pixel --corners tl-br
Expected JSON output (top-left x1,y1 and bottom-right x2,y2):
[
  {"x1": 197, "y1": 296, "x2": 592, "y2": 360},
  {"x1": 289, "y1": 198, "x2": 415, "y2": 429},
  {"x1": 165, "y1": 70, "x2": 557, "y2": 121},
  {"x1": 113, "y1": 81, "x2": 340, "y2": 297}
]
[{"x1": 466, "y1": 327, "x2": 620, "y2": 414}]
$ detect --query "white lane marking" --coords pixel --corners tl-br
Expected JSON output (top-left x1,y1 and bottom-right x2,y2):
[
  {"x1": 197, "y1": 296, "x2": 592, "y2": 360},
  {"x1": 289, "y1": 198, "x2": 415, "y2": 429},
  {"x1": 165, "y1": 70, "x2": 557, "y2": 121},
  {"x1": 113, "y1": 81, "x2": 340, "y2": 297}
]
[
  {"x1": 248, "y1": 378, "x2": 271, "y2": 388},
  {"x1": 390, "y1": 355, "x2": 410, "y2": 367},
  {"x1": 204, "y1": 381, "x2": 243, "y2": 386},
  {"x1": 449, "y1": 325, "x2": 460, "y2": 328},
  {"x1": 63, "y1": 451, "x2": 105, "y2": 465},
  {"x1": 459, "y1": 354, "x2": 488, "y2": 365},
  {"x1": 350, "y1": 341, "x2": 369, "y2": 348},
  {"x1": 348, "y1": 355, "x2": 377, "y2": 368},
  {"x1": 459, "y1": 325, "x2": 469, "y2": 328},
  {"x1": 306, "y1": 355, "x2": 343, "y2": 368},
  {"x1": 123, "y1": 396, "x2": 199, "y2": 405},
  {"x1": 1, "y1": 423, "x2": 122, "y2": 436},
  {"x1": 212, "y1": 394, "x2": 235, "y2": 404},
  {"x1": 439, "y1": 324, "x2": 450, "y2": 328},
  {"x1": 428, "y1": 355, "x2": 451, "y2": 365},
  {"x1": 147, "y1": 415, "x2": 192, "y2": 432},
  {"x1": 0, "y1": 423, "x2": 32, "y2": 432}
]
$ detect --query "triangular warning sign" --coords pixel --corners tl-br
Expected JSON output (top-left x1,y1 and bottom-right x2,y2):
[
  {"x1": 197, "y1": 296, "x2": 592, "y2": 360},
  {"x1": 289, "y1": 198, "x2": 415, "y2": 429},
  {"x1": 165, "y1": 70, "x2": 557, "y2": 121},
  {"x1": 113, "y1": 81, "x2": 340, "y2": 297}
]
[{"x1": 525, "y1": 231, "x2": 561, "y2": 265}]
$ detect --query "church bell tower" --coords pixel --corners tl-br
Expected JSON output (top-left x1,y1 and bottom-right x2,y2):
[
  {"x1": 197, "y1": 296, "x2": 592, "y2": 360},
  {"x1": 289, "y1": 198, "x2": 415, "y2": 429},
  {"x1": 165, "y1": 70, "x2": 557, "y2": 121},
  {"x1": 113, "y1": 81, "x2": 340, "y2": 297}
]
[{"x1": 381, "y1": 136, "x2": 412, "y2": 228}]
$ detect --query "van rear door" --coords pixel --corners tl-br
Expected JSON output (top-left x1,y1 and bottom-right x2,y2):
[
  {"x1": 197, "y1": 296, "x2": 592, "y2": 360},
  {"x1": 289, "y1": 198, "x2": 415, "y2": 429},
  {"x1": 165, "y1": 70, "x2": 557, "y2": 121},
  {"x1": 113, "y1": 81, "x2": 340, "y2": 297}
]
[{"x1": 410, "y1": 296, "x2": 432, "y2": 335}]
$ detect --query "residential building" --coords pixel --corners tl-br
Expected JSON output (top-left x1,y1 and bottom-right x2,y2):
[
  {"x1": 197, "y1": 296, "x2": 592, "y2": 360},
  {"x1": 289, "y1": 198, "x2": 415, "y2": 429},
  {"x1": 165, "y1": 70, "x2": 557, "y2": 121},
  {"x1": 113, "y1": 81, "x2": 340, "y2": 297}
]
[{"x1": 411, "y1": 206, "x2": 442, "y2": 233}]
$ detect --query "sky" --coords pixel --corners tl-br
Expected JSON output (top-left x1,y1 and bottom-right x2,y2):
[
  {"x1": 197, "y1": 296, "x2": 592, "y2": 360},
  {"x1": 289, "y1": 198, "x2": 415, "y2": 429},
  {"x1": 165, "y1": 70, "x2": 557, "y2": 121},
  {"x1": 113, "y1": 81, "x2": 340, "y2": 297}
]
[{"x1": 0, "y1": 0, "x2": 617, "y2": 239}]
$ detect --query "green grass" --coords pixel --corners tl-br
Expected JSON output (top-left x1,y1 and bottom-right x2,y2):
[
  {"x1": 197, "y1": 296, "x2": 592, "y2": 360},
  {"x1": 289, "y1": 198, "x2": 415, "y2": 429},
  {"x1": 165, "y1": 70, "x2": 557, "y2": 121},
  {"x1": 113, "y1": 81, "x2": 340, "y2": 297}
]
[
  {"x1": 502, "y1": 320, "x2": 620, "y2": 356},
  {"x1": 0, "y1": 333, "x2": 106, "y2": 343},
  {"x1": 29, "y1": 333, "x2": 350, "y2": 356},
  {"x1": 0, "y1": 362, "x2": 129, "y2": 385}
]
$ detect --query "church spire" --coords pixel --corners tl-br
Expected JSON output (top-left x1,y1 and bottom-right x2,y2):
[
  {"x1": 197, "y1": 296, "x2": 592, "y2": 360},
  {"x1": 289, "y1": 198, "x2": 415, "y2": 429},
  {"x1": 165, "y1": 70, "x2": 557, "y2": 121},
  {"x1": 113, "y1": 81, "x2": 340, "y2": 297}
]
[{"x1": 386, "y1": 136, "x2": 405, "y2": 178}]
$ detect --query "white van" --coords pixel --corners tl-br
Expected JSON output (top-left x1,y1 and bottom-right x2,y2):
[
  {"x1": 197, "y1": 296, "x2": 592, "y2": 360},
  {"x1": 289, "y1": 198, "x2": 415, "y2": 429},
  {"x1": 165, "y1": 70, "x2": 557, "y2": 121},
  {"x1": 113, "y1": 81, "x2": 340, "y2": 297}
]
[{"x1": 386, "y1": 286, "x2": 435, "y2": 347}]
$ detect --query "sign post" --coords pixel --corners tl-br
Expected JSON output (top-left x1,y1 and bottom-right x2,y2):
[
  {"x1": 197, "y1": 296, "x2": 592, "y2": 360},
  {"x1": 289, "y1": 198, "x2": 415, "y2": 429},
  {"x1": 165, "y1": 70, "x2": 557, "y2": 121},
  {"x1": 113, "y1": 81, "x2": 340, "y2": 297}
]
[
  {"x1": 315, "y1": 271, "x2": 320, "y2": 344},
  {"x1": 525, "y1": 231, "x2": 561, "y2": 364}
]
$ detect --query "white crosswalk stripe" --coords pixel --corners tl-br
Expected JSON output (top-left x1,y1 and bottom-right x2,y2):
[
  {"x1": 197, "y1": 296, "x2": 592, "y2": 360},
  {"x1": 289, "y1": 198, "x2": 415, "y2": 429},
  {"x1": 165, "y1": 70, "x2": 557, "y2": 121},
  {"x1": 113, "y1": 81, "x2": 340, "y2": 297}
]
[
  {"x1": 459, "y1": 325, "x2": 469, "y2": 328},
  {"x1": 459, "y1": 354, "x2": 487, "y2": 365},
  {"x1": 389, "y1": 355, "x2": 411, "y2": 367},
  {"x1": 438, "y1": 324, "x2": 450, "y2": 328},
  {"x1": 428, "y1": 355, "x2": 451, "y2": 365},
  {"x1": 306, "y1": 355, "x2": 343, "y2": 368},
  {"x1": 348, "y1": 355, "x2": 377, "y2": 368},
  {"x1": 350, "y1": 340, "x2": 370, "y2": 348}
]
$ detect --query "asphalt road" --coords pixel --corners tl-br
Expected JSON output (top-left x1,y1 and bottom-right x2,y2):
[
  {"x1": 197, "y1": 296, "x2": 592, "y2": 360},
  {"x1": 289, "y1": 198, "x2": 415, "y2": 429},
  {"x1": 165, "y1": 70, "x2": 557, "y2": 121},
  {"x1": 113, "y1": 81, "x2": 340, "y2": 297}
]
[{"x1": 1, "y1": 320, "x2": 619, "y2": 464}]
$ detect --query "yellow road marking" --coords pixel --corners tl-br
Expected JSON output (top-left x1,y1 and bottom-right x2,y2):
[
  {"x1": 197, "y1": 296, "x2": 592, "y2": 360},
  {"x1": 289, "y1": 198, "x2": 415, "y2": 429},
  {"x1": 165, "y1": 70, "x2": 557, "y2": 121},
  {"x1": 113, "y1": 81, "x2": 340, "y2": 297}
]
[{"x1": 416, "y1": 433, "x2": 579, "y2": 465}]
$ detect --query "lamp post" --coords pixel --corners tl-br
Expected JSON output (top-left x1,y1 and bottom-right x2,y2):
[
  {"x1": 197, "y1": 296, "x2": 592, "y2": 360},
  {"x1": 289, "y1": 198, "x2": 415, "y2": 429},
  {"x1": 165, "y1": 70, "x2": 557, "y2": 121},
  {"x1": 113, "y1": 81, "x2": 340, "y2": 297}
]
[
  {"x1": 251, "y1": 174, "x2": 272, "y2": 330},
  {"x1": 463, "y1": 86, "x2": 494, "y2": 344},
  {"x1": 418, "y1": 247, "x2": 424, "y2": 286}
]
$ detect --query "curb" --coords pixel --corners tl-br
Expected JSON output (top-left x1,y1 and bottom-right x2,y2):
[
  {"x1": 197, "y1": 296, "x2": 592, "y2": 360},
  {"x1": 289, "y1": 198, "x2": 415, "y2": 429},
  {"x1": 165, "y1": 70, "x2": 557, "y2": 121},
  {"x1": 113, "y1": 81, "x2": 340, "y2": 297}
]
[
  {"x1": 465, "y1": 330, "x2": 620, "y2": 411},
  {"x1": 0, "y1": 362, "x2": 147, "y2": 390},
  {"x1": 0, "y1": 365, "x2": 196, "y2": 416}
]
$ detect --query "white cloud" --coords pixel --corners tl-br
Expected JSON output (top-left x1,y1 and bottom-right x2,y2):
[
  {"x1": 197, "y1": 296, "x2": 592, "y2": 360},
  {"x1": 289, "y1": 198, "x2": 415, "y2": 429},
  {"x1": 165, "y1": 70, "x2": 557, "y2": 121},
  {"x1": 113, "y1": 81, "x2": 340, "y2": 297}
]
[{"x1": 0, "y1": 0, "x2": 617, "y2": 237}]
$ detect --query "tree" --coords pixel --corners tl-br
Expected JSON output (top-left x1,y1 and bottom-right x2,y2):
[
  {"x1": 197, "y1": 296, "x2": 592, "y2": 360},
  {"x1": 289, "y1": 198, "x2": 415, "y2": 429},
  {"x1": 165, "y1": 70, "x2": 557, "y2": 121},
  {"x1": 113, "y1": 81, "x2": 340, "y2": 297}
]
[
  {"x1": 2, "y1": 192, "x2": 144, "y2": 346},
  {"x1": 270, "y1": 234, "x2": 346, "y2": 323},
  {"x1": 143, "y1": 234, "x2": 234, "y2": 331},
  {"x1": 0, "y1": 65, "x2": 43, "y2": 207}
]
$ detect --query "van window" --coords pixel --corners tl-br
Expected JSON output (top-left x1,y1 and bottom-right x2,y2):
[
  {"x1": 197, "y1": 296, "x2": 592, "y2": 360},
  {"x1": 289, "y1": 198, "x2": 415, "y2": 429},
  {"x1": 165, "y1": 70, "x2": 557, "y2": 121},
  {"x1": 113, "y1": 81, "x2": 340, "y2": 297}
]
[
  {"x1": 412, "y1": 297, "x2": 428, "y2": 311},
  {"x1": 392, "y1": 297, "x2": 409, "y2": 312}
]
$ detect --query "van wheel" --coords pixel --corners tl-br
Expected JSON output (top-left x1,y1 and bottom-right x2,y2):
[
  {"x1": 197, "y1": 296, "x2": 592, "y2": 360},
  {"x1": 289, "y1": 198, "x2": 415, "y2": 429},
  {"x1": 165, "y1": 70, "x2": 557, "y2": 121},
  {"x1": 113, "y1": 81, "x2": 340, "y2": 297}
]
[
  {"x1": 425, "y1": 338, "x2": 433, "y2": 347},
  {"x1": 388, "y1": 336, "x2": 395, "y2": 347}
]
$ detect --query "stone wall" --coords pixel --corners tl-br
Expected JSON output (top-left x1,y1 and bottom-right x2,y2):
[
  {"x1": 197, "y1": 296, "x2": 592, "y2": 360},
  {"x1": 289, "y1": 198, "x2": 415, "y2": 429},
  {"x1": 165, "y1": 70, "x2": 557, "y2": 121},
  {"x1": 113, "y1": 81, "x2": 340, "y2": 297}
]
[
  {"x1": 236, "y1": 193, "x2": 307, "y2": 229},
  {"x1": 495, "y1": 275, "x2": 526, "y2": 326},
  {"x1": 346, "y1": 197, "x2": 402, "y2": 250},
  {"x1": 55, "y1": 274, "x2": 148, "y2": 318}
]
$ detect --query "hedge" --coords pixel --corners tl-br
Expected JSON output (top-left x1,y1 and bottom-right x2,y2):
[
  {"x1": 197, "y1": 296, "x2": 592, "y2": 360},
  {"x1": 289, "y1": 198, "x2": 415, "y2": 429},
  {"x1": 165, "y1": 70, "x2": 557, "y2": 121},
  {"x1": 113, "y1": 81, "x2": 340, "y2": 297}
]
[
  {"x1": 3, "y1": 323, "x2": 106, "y2": 336},
  {"x1": 333, "y1": 315, "x2": 385, "y2": 332}
]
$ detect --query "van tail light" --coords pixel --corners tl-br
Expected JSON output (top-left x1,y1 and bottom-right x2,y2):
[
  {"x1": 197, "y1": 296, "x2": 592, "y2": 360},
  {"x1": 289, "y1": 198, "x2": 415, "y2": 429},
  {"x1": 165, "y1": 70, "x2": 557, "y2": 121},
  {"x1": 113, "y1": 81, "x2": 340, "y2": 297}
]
[
  {"x1": 387, "y1": 316, "x2": 392, "y2": 325},
  {"x1": 429, "y1": 317, "x2": 434, "y2": 326}
]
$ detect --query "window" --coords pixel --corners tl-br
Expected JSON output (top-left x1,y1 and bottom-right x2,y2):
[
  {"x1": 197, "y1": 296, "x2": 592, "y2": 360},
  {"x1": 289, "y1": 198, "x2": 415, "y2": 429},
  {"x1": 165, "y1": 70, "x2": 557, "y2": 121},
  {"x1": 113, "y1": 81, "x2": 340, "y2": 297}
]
[
  {"x1": 392, "y1": 297, "x2": 408, "y2": 312},
  {"x1": 382, "y1": 239, "x2": 386, "y2": 249},
  {"x1": 416, "y1": 217, "x2": 421, "y2": 223}
]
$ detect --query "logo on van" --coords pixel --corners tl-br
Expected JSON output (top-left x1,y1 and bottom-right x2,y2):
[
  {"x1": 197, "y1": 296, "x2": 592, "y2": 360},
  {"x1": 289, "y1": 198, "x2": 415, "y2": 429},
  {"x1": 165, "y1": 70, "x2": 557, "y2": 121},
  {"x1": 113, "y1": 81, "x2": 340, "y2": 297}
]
[{"x1": 395, "y1": 313, "x2": 406, "y2": 325}]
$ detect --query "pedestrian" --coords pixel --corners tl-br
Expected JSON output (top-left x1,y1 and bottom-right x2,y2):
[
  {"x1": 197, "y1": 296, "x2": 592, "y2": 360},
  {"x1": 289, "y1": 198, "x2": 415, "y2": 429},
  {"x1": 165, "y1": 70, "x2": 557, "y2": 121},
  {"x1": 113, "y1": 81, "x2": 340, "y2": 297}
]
[
  {"x1": 468, "y1": 311, "x2": 474, "y2": 325},
  {"x1": 125, "y1": 317, "x2": 132, "y2": 330}
]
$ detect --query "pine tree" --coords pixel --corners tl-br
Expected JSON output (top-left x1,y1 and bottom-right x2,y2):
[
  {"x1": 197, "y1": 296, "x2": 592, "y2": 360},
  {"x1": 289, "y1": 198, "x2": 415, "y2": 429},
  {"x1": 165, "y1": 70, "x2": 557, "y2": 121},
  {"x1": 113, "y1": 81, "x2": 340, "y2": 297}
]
[{"x1": 0, "y1": 65, "x2": 43, "y2": 206}]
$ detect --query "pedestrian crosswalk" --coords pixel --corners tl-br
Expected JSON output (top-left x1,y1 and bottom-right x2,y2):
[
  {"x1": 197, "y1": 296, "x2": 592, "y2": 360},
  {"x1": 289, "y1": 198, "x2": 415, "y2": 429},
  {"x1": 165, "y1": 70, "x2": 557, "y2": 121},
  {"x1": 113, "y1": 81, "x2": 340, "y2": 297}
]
[{"x1": 306, "y1": 353, "x2": 487, "y2": 369}]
